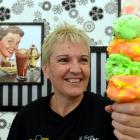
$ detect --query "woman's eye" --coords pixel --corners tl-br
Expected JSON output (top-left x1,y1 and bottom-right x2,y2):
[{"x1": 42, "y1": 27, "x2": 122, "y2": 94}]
[
  {"x1": 8, "y1": 40, "x2": 12, "y2": 43},
  {"x1": 8, "y1": 39, "x2": 13, "y2": 42},
  {"x1": 58, "y1": 58, "x2": 68, "y2": 64},
  {"x1": 80, "y1": 58, "x2": 89, "y2": 64}
]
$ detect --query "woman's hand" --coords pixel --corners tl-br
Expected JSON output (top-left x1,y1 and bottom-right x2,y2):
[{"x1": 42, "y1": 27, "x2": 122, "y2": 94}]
[{"x1": 105, "y1": 102, "x2": 140, "y2": 140}]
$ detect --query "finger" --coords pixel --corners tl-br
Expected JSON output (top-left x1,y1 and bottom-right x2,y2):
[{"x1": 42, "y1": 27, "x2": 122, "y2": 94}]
[
  {"x1": 111, "y1": 112, "x2": 140, "y2": 127},
  {"x1": 113, "y1": 129, "x2": 137, "y2": 140},
  {"x1": 112, "y1": 120, "x2": 140, "y2": 138},
  {"x1": 105, "y1": 105, "x2": 113, "y2": 113},
  {"x1": 112, "y1": 102, "x2": 140, "y2": 115}
]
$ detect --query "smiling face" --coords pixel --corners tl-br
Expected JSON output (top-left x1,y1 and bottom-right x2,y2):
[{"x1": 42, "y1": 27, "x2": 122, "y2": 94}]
[
  {"x1": 43, "y1": 40, "x2": 90, "y2": 98},
  {"x1": 0, "y1": 32, "x2": 21, "y2": 58}
]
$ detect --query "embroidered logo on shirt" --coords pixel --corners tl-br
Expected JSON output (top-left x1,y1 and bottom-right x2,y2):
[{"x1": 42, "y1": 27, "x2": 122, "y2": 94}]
[{"x1": 79, "y1": 135, "x2": 99, "y2": 140}]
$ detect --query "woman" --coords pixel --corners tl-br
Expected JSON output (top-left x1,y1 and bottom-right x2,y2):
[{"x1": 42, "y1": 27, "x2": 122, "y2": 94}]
[
  {"x1": 0, "y1": 26, "x2": 24, "y2": 66},
  {"x1": 7, "y1": 23, "x2": 140, "y2": 140}
]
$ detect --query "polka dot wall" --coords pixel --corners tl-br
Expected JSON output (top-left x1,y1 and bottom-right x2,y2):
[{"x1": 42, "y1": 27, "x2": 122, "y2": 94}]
[{"x1": 0, "y1": 0, "x2": 119, "y2": 45}]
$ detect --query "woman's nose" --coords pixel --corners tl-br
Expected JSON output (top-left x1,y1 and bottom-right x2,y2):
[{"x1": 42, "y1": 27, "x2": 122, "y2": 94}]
[
  {"x1": 69, "y1": 61, "x2": 81, "y2": 73},
  {"x1": 13, "y1": 43, "x2": 18, "y2": 49},
  {"x1": 9, "y1": 42, "x2": 18, "y2": 50}
]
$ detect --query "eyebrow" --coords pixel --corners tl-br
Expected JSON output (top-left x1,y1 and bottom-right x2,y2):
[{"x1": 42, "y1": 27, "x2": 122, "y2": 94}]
[
  {"x1": 7, "y1": 37, "x2": 21, "y2": 43},
  {"x1": 7, "y1": 37, "x2": 14, "y2": 40},
  {"x1": 56, "y1": 54, "x2": 89, "y2": 58}
]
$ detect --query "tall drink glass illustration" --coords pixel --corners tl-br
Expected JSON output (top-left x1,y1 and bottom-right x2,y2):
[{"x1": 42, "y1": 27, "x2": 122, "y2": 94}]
[{"x1": 16, "y1": 49, "x2": 29, "y2": 81}]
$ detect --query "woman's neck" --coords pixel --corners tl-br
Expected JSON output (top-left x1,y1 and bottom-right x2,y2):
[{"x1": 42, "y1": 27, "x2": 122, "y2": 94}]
[{"x1": 50, "y1": 93, "x2": 84, "y2": 117}]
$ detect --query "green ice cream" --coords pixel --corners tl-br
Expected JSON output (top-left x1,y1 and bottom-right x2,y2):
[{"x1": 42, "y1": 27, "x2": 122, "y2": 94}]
[
  {"x1": 105, "y1": 54, "x2": 140, "y2": 80},
  {"x1": 113, "y1": 15, "x2": 140, "y2": 40}
]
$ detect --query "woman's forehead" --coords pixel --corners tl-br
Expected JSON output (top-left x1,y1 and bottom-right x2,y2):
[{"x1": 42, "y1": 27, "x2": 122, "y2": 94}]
[{"x1": 53, "y1": 41, "x2": 89, "y2": 53}]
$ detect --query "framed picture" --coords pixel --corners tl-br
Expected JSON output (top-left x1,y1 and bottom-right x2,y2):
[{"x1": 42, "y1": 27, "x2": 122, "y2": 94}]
[{"x1": 0, "y1": 23, "x2": 44, "y2": 85}]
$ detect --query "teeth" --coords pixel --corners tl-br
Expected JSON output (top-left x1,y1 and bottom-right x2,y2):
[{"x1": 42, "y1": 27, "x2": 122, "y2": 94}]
[
  {"x1": 67, "y1": 79, "x2": 81, "y2": 83},
  {"x1": 8, "y1": 50, "x2": 14, "y2": 53}
]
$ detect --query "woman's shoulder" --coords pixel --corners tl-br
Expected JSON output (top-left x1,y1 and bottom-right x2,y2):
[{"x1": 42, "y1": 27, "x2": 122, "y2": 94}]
[
  {"x1": 17, "y1": 94, "x2": 52, "y2": 116},
  {"x1": 84, "y1": 91, "x2": 113, "y2": 106}
]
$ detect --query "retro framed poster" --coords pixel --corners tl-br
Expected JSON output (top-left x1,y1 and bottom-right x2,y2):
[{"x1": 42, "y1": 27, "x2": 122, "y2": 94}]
[{"x1": 0, "y1": 22, "x2": 44, "y2": 85}]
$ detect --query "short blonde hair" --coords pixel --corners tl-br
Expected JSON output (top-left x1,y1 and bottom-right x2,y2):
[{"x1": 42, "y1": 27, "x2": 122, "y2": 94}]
[{"x1": 42, "y1": 23, "x2": 90, "y2": 66}]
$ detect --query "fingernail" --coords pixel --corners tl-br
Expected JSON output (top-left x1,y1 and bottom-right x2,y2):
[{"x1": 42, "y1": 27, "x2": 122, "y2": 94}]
[{"x1": 112, "y1": 103, "x2": 116, "y2": 110}]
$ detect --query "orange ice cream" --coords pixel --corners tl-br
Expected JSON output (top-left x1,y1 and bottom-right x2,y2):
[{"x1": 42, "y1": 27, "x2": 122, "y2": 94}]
[
  {"x1": 107, "y1": 38, "x2": 140, "y2": 61},
  {"x1": 107, "y1": 75, "x2": 140, "y2": 102},
  {"x1": 105, "y1": 15, "x2": 140, "y2": 103}
]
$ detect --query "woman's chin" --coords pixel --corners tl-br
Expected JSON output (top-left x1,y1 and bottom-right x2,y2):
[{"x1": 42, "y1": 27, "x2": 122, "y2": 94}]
[{"x1": 65, "y1": 89, "x2": 84, "y2": 97}]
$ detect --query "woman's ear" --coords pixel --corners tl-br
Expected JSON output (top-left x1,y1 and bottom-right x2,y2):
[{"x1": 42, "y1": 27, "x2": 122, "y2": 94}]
[{"x1": 42, "y1": 65, "x2": 50, "y2": 79}]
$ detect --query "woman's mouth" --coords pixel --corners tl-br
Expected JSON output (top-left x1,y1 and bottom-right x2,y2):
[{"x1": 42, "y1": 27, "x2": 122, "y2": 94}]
[{"x1": 65, "y1": 78, "x2": 82, "y2": 83}]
